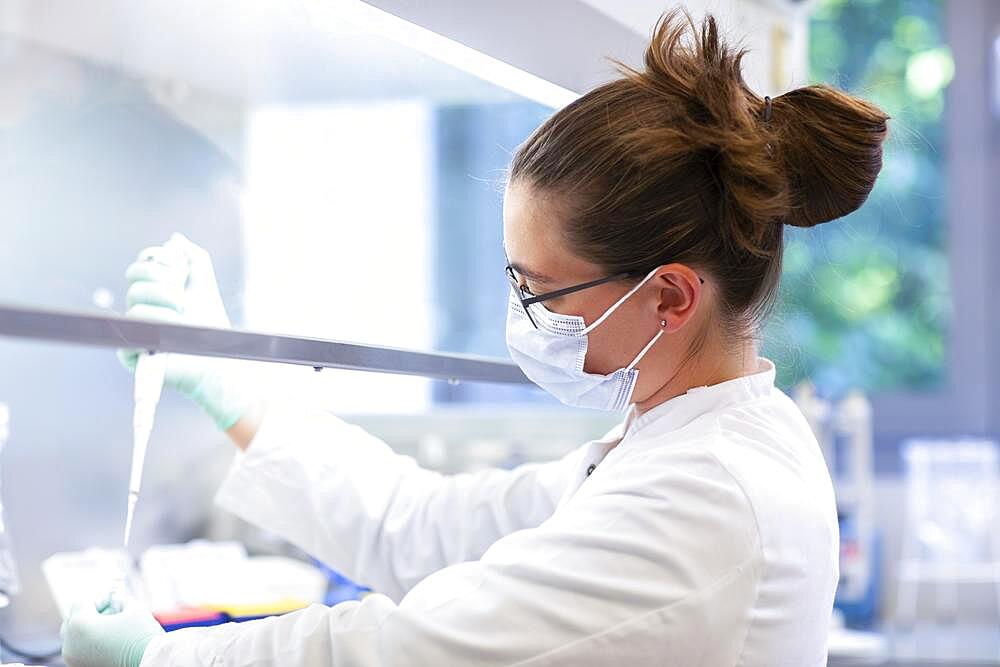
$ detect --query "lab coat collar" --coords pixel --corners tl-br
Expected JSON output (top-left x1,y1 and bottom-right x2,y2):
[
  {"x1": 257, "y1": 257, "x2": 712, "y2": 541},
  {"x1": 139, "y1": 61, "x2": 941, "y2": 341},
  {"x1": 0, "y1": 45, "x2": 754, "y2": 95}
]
[{"x1": 622, "y1": 357, "x2": 777, "y2": 438}]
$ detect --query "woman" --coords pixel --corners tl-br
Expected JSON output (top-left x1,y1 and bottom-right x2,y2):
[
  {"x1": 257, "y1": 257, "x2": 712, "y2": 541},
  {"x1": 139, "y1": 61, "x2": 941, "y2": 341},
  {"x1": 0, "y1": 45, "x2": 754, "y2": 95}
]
[{"x1": 61, "y1": 10, "x2": 888, "y2": 667}]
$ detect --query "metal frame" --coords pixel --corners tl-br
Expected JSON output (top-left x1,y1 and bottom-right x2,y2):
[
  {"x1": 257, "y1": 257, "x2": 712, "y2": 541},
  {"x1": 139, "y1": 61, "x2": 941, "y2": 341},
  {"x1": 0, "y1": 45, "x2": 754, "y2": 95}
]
[
  {"x1": 0, "y1": 304, "x2": 532, "y2": 385},
  {"x1": 361, "y1": 0, "x2": 646, "y2": 95}
]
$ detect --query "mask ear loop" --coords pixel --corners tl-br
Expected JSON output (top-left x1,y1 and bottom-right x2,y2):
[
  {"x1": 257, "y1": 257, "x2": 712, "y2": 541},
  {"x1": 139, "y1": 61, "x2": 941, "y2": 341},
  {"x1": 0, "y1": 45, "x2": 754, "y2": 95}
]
[
  {"x1": 625, "y1": 326, "x2": 665, "y2": 370},
  {"x1": 578, "y1": 268, "x2": 661, "y2": 336}
]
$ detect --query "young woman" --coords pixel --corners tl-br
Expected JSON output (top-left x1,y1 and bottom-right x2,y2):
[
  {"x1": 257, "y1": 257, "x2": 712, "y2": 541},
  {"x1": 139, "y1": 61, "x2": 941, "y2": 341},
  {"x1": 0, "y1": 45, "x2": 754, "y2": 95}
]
[{"x1": 62, "y1": 10, "x2": 888, "y2": 667}]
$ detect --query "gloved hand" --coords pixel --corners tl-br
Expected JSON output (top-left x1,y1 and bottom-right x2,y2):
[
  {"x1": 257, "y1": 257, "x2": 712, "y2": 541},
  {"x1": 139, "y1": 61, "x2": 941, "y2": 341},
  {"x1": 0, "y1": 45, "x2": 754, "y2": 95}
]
[
  {"x1": 60, "y1": 597, "x2": 164, "y2": 667},
  {"x1": 119, "y1": 233, "x2": 256, "y2": 430}
]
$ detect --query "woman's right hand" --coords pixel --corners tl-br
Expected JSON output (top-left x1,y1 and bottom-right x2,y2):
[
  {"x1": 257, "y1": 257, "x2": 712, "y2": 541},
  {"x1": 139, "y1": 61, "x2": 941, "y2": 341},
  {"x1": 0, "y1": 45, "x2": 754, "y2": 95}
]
[{"x1": 119, "y1": 233, "x2": 257, "y2": 432}]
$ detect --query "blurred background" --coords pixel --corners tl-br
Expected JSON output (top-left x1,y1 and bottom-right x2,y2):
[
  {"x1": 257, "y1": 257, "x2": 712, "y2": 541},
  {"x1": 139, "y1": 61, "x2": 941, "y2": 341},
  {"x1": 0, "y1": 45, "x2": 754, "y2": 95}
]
[{"x1": 0, "y1": 0, "x2": 996, "y2": 664}]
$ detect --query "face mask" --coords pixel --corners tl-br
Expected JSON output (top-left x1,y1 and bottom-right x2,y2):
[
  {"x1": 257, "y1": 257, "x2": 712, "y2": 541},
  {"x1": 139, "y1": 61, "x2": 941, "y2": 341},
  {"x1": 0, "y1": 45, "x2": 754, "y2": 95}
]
[{"x1": 505, "y1": 269, "x2": 663, "y2": 411}]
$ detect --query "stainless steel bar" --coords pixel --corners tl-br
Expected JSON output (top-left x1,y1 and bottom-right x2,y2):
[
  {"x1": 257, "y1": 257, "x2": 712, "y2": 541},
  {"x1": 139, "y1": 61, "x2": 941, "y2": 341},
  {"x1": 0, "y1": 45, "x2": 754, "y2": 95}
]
[{"x1": 0, "y1": 304, "x2": 532, "y2": 385}]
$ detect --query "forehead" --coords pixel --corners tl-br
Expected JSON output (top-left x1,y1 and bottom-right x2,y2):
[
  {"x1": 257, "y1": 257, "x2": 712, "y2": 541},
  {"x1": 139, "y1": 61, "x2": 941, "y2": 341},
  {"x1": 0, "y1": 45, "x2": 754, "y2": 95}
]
[{"x1": 502, "y1": 180, "x2": 600, "y2": 281}]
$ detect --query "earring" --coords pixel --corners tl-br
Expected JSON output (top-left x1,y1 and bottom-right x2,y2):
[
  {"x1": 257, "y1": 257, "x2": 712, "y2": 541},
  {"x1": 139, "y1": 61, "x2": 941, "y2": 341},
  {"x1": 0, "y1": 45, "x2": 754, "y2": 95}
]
[{"x1": 660, "y1": 320, "x2": 667, "y2": 327}]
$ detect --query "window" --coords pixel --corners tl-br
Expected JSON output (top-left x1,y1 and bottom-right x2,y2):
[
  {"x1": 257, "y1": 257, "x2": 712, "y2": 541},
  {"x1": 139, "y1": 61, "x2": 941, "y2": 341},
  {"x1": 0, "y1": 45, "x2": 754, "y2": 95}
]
[
  {"x1": 0, "y1": 2, "x2": 566, "y2": 414},
  {"x1": 765, "y1": 0, "x2": 952, "y2": 396},
  {"x1": 242, "y1": 99, "x2": 557, "y2": 411}
]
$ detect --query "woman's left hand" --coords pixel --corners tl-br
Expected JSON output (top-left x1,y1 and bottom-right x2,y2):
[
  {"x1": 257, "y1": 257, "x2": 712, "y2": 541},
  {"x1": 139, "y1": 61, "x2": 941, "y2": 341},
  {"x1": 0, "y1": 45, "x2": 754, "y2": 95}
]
[{"x1": 60, "y1": 597, "x2": 164, "y2": 667}]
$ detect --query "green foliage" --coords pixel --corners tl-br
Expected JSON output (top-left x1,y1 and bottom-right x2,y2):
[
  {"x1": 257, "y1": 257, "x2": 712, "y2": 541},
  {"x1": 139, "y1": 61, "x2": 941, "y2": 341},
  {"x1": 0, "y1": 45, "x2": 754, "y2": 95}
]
[{"x1": 763, "y1": 0, "x2": 951, "y2": 395}]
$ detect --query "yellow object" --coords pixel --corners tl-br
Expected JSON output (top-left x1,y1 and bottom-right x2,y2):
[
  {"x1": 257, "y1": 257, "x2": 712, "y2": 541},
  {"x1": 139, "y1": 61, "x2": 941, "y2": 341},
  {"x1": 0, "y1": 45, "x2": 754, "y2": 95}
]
[{"x1": 206, "y1": 598, "x2": 310, "y2": 618}]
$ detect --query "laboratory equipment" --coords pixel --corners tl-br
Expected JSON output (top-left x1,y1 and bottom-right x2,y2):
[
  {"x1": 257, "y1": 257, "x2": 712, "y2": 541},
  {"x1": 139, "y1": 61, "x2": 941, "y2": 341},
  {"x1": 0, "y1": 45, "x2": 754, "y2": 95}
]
[
  {"x1": 0, "y1": 304, "x2": 531, "y2": 385},
  {"x1": 0, "y1": 403, "x2": 18, "y2": 608},
  {"x1": 42, "y1": 549, "x2": 142, "y2": 620},
  {"x1": 792, "y1": 382, "x2": 831, "y2": 465},
  {"x1": 0, "y1": 299, "x2": 534, "y2": 630},
  {"x1": 831, "y1": 390, "x2": 880, "y2": 627},
  {"x1": 109, "y1": 352, "x2": 168, "y2": 613},
  {"x1": 44, "y1": 541, "x2": 327, "y2": 632},
  {"x1": 792, "y1": 385, "x2": 881, "y2": 628},
  {"x1": 124, "y1": 352, "x2": 168, "y2": 550},
  {"x1": 893, "y1": 437, "x2": 1000, "y2": 657},
  {"x1": 827, "y1": 608, "x2": 888, "y2": 660}
]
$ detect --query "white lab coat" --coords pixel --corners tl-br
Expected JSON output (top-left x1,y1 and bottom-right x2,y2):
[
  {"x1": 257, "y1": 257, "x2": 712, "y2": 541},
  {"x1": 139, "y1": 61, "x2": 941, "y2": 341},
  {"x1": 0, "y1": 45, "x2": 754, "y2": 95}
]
[{"x1": 140, "y1": 356, "x2": 839, "y2": 666}]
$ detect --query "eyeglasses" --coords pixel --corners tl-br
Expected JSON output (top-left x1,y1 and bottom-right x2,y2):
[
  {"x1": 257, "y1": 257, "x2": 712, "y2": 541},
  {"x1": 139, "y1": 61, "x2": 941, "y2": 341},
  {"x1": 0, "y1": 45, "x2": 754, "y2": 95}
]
[
  {"x1": 506, "y1": 264, "x2": 704, "y2": 329},
  {"x1": 506, "y1": 265, "x2": 627, "y2": 329}
]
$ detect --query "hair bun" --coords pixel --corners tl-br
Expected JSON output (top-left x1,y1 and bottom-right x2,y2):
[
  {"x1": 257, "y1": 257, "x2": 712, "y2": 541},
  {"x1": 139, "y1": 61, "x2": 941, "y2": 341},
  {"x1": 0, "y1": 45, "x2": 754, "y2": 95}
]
[
  {"x1": 770, "y1": 86, "x2": 890, "y2": 228},
  {"x1": 626, "y1": 9, "x2": 889, "y2": 252}
]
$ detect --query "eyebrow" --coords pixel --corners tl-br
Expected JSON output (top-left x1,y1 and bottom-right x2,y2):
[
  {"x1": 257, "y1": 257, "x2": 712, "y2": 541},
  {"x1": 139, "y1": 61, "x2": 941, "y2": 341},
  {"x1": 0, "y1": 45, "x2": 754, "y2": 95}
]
[{"x1": 507, "y1": 262, "x2": 555, "y2": 284}]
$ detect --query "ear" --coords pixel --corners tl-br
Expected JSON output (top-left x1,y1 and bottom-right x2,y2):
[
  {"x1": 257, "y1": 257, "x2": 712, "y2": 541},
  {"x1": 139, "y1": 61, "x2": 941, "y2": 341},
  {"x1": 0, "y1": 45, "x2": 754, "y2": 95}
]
[{"x1": 653, "y1": 264, "x2": 702, "y2": 332}]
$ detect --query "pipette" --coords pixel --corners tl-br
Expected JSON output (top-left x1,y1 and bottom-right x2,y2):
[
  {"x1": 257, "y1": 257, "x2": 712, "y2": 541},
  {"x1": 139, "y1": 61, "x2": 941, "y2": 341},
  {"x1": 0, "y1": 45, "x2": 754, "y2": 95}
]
[
  {"x1": 125, "y1": 351, "x2": 167, "y2": 546},
  {"x1": 108, "y1": 351, "x2": 168, "y2": 612}
]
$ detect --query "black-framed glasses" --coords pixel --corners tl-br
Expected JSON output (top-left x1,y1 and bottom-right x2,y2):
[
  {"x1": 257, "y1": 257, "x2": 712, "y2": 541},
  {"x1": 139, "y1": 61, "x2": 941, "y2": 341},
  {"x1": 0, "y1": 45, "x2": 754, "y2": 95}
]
[
  {"x1": 506, "y1": 264, "x2": 704, "y2": 329},
  {"x1": 507, "y1": 265, "x2": 628, "y2": 329}
]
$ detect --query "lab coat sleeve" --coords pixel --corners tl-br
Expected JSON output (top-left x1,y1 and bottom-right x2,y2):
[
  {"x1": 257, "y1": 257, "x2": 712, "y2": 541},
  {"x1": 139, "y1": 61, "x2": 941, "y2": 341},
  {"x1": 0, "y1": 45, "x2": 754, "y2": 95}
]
[
  {"x1": 212, "y1": 403, "x2": 584, "y2": 600},
  {"x1": 140, "y1": 446, "x2": 763, "y2": 667}
]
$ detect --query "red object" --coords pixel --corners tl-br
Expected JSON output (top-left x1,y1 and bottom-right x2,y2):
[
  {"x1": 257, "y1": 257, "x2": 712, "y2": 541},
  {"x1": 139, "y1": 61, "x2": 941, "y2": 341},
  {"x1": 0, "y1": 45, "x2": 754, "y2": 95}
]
[{"x1": 154, "y1": 607, "x2": 226, "y2": 631}]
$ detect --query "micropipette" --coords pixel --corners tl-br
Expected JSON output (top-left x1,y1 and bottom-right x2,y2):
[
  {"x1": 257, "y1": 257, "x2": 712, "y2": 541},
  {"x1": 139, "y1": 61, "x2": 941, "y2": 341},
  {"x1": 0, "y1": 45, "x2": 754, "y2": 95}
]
[
  {"x1": 125, "y1": 351, "x2": 167, "y2": 546},
  {"x1": 108, "y1": 351, "x2": 168, "y2": 612}
]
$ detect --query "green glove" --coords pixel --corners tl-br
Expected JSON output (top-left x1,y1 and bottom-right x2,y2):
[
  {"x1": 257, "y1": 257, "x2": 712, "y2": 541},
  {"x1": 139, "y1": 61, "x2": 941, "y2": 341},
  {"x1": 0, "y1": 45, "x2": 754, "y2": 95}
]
[
  {"x1": 118, "y1": 233, "x2": 256, "y2": 430},
  {"x1": 60, "y1": 597, "x2": 164, "y2": 667}
]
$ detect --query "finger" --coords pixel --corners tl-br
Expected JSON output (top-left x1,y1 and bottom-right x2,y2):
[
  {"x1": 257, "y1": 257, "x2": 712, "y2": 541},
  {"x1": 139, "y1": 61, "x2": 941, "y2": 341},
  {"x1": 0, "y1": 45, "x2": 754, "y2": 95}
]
[
  {"x1": 125, "y1": 260, "x2": 185, "y2": 286},
  {"x1": 126, "y1": 280, "x2": 184, "y2": 311},
  {"x1": 135, "y1": 245, "x2": 162, "y2": 263},
  {"x1": 97, "y1": 596, "x2": 121, "y2": 615},
  {"x1": 165, "y1": 233, "x2": 212, "y2": 271},
  {"x1": 126, "y1": 303, "x2": 181, "y2": 323},
  {"x1": 166, "y1": 233, "x2": 201, "y2": 255},
  {"x1": 134, "y1": 245, "x2": 188, "y2": 275},
  {"x1": 117, "y1": 348, "x2": 139, "y2": 372}
]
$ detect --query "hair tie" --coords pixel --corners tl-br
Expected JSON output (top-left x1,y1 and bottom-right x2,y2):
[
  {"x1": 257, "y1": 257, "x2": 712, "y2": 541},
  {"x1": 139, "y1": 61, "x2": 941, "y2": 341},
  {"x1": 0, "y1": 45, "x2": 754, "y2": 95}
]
[{"x1": 762, "y1": 96, "x2": 773, "y2": 123}]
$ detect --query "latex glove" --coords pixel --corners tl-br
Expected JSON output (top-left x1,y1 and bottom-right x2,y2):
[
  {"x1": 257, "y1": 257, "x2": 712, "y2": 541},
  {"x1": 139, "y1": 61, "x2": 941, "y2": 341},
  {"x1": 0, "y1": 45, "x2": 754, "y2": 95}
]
[
  {"x1": 118, "y1": 233, "x2": 256, "y2": 430},
  {"x1": 60, "y1": 597, "x2": 164, "y2": 667}
]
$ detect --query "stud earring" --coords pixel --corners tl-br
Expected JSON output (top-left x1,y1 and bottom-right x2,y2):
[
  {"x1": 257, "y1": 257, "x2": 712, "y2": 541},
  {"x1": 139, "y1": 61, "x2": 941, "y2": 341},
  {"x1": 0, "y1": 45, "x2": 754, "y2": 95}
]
[{"x1": 660, "y1": 320, "x2": 667, "y2": 327}]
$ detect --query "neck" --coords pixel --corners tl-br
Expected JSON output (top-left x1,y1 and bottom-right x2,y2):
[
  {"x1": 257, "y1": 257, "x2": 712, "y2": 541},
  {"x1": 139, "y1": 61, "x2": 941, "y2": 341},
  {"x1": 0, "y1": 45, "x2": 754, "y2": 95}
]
[{"x1": 633, "y1": 339, "x2": 759, "y2": 416}]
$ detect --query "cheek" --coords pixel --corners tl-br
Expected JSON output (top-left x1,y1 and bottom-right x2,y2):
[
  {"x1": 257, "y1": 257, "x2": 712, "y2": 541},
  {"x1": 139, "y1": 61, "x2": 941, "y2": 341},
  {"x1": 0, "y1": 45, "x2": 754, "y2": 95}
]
[
  {"x1": 582, "y1": 327, "x2": 617, "y2": 375},
  {"x1": 536, "y1": 294, "x2": 579, "y2": 317},
  {"x1": 584, "y1": 301, "x2": 656, "y2": 375},
  {"x1": 582, "y1": 309, "x2": 642, "y2": 375}
]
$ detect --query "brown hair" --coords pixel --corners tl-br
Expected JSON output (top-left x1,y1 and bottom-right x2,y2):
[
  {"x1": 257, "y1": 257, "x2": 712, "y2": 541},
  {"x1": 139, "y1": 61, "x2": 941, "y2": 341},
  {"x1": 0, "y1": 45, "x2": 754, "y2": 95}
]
[{"x1": 509, "y1": 9, "x2": 889, "y2": 347}]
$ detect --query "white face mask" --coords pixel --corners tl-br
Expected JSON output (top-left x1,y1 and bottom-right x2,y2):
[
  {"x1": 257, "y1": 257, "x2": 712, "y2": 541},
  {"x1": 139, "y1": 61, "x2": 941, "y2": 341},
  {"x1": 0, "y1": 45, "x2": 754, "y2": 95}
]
[{"x1": 505, "y1": 269, "x2": 663, "y2": 411}]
